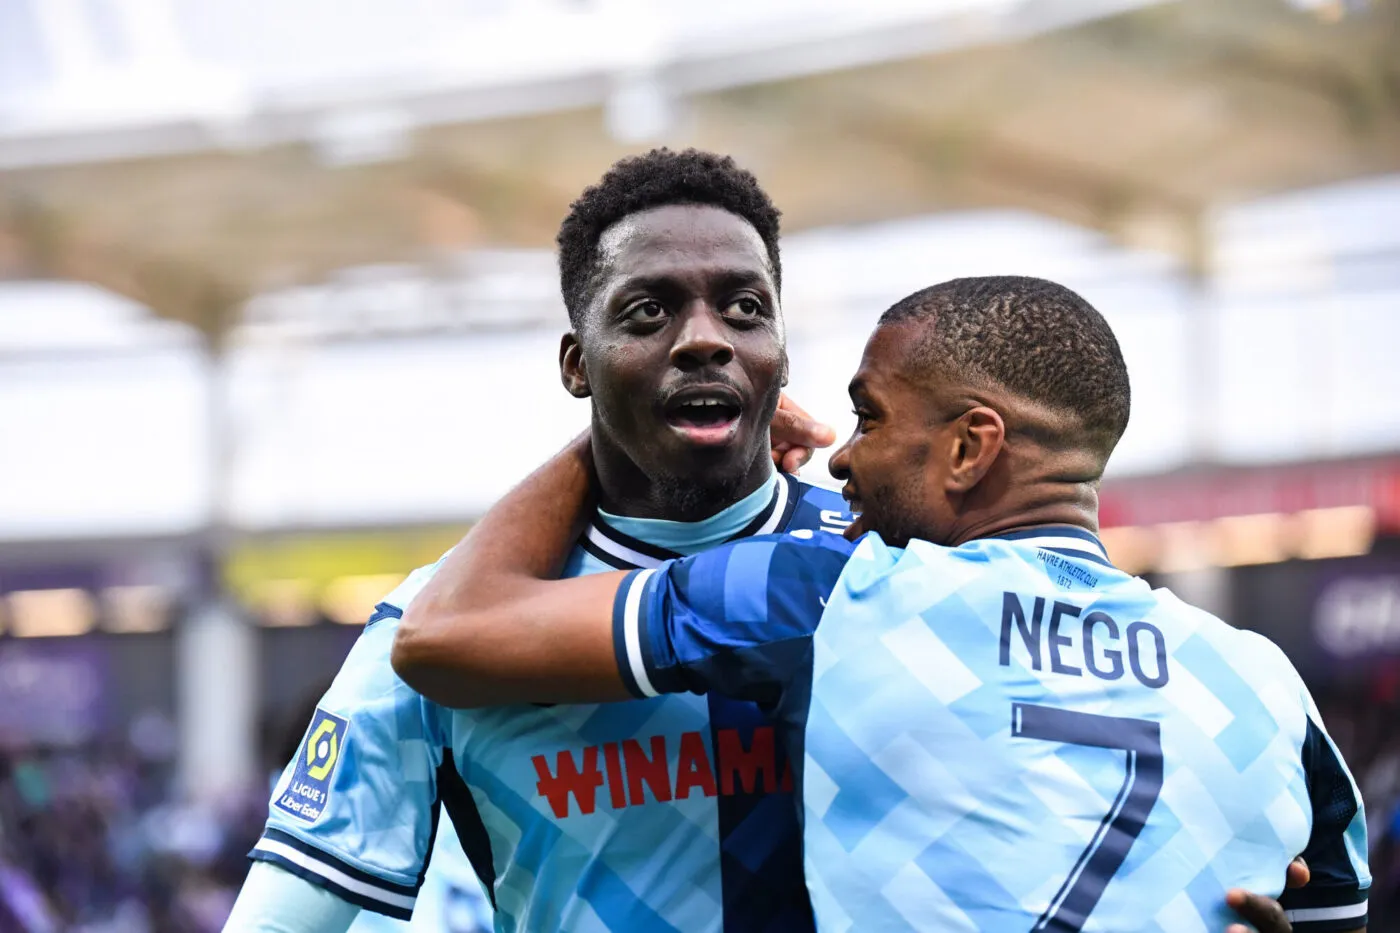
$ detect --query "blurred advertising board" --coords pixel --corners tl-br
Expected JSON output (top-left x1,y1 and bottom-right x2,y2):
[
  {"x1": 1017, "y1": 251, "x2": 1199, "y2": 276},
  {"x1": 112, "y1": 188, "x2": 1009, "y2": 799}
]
[
  {"x1": 0, "y1": 551, "x2": 198, "y2": 637},
  {"x1": 0, "y1": 640, "x2": 106, "y2": 747},
  {"x1": 1232, "y1": 548, "x2": 1400, "y2": 688},
  {"x1": 1311, "y1": 563, "x2": 1400, "y2": 666},
  {"x1": 1101, "y1": 455, "x2": 1400, "y2": 532},
  {"x1": 223, "y1": 527, "x2": 469, "y2": 626},
  {"x1": 0, "y1": 551, "x2": 195, "y2": 746}
]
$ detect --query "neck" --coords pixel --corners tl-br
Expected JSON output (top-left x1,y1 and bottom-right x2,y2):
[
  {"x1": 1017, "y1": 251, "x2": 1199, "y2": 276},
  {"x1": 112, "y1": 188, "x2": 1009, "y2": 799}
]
[
  {"x1": 948, "y1": 477, "x2": 1101, "y2": 548},
  {"x1": 943, "y1": 437, "x2": 1105, "y2": 545},
  {"x1": 591, "y1": 426, "x2": 774, "y2": 522}
]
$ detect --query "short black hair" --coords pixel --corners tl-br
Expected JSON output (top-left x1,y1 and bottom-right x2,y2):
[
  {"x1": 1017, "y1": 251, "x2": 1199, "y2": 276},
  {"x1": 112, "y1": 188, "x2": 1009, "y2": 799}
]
[
  {"x1": 879, "y1": 275, "x2": 1131, "y2": 463},
  {"x1": 556, "y1": 148, "x2": 782, "y2": 328}
]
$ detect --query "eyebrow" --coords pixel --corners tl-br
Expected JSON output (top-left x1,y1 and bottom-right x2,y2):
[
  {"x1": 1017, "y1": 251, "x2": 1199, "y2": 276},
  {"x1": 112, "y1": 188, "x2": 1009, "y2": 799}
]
[
  {"x1": 709, "y1": 269, "x2": 772, "y2": 292},
  {"x1": 611, "y1": 268, "x2": 772, "y2": 299}
]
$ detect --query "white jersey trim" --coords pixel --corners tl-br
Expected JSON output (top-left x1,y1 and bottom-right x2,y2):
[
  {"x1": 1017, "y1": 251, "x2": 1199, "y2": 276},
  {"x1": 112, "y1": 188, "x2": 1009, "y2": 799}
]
[
  {"x1": 1284, "y1": 901, "x2": 1367, "y2": 922},
  {"x1": 251, "y1": 838, "x2": 417, "y2": 912},
  {"x1": 623, "y1": 568, "x2": 660, "y2": 697},
  {"x1": 754, "y1": 473, "x2": 789, "y2": 536},
  {"x1": 586, "y1": 525, "x2": 667, "y2": 569}
]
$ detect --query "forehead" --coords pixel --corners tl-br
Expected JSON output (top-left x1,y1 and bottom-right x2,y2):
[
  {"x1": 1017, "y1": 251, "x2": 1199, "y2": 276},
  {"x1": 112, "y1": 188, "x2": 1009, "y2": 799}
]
[
  {"x1": 851, "y1": 323, "x2": 918, "y2": 392},
  {"x1": 595, "y1": 204, "x2": 772, "y2": 289}
]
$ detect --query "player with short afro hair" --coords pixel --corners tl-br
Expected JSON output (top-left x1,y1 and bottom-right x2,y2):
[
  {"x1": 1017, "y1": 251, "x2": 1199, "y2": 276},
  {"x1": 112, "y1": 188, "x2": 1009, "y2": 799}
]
[{"x1": 555, "y1": 148, "x2": 783, "y2": 329}]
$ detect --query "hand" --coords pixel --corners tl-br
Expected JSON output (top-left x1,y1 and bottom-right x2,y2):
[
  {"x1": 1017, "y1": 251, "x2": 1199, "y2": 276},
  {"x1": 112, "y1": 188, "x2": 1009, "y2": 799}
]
[
  {"x1": 1225, "y1": 857, "x2": 1309, "y2": 933},
  {"x1": 770, "y1": 393, "x2": 837, "y2": 474}
]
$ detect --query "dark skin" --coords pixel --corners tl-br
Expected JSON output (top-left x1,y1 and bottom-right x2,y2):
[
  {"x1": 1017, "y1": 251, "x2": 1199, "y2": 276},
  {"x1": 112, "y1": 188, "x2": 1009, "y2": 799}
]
[
  {"x1": 393, "y1": 316, "x2": 1320, "y2": 933},
  {"x1": 830, "y1": 320, "x2": 1103, "y2": 548},
  {"x1": 560, "y1": 203, "x2": 789, "y2": 521},
  {"x1": 387, "y1": 201, "x2": 832, "y2": 701}
]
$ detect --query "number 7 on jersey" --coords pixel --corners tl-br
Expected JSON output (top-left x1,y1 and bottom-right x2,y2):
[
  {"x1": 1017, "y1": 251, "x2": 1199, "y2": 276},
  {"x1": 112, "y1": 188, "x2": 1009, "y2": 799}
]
[{"x1": 1012, "y1": 703, "x2": 1164, "y2": 933}]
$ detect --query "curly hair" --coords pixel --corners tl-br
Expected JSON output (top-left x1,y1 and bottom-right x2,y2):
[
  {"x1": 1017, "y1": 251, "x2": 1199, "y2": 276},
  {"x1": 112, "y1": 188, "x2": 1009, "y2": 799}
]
[
  {"x1": 880, "y1": 276, "x2": 1131, "y2": 463},
  {"x1": 556, "y1": 148, "x2": 782, "y2": 328}
]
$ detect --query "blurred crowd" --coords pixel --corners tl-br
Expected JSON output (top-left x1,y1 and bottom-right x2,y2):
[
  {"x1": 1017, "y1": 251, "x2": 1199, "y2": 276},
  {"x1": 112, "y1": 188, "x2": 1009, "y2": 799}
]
[{"x1": 0, "y1": 733, "x2": 263, "y2": 933}]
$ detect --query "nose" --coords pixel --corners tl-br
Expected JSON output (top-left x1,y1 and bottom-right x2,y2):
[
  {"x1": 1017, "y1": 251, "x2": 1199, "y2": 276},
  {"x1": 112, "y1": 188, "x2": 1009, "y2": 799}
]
[
  {"x1": 670, "y1": 307, "x2": 734, "y2": 371},
  {"x1": 828, "y1": 435, "x2": 853, "y2": 481}
]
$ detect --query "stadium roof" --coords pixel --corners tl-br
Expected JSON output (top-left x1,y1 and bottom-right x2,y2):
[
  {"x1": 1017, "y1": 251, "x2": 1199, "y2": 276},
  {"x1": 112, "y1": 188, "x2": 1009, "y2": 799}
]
[{"x1": 0, "y1": 0, "x2": 1397, "y2": 342}]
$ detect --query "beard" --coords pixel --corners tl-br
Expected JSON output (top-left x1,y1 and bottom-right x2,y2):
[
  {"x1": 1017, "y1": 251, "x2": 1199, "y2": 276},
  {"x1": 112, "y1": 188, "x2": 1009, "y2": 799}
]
[
  {"x1": 857, "y1": 480, "x2": 935, "y2": 549},
  {"x1": 650, "y1": 461, "x2": 755, "y2": 522},
  {"x1": 861, "y1": 504, "x2": 916, "y2": 548}
]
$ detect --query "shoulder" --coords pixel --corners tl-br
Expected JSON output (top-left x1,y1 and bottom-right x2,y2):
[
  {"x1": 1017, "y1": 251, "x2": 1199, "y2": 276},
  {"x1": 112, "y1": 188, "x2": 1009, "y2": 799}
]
[
  {"x1": 783, "y1": 476, "x2": 856, "y2": 537},
  {"x1": 1160, "y1": 587, "x2": 1299, "y2": 677},
  {"x1": 1154, "y1": 588, "x2": 1312, "y2": 737},
  {"x1": 375, "y1": 555, "x2": 452, "y2": 618},
  {"x1": 325, "y1": 557, "x2": 456, "y2": 718}
]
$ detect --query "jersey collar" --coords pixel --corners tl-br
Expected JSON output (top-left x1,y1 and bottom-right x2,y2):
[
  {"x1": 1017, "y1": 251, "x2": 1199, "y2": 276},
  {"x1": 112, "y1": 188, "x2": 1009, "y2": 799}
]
[
  {"x1": 581, "y1": 472, "x2": 796, "y2": 570},
  {"x1": 986, "y1": 525, "x2": 1112, "y2": 567}
]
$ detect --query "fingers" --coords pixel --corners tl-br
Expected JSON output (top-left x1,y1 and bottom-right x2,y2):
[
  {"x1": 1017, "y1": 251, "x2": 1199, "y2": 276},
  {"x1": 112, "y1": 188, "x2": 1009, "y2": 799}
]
[
  {"x1": 781, "y1": 446, "x2": 813, "y2": 474},
  {"x1": 770, "y1": 407, "x2": 838, "y2": 451},
  {"x1": 771, "y1": 444, "x2": 815, "y2": 474},
  {"x1": 776, "y1": 392, "x2": 813, "y2": 419},
  {"x1": 1286, "y1": 856, "x2": 1309, "y2": 889},
  {"x1": 1225, "y1": 888, "x2": 1291, "y2": 933},
  {"x1": 773, "y1": 393, "x2": 838, "y2": 449},
  {"x1": 769, "y1": 395, "x2": 837, "y2": 476}
]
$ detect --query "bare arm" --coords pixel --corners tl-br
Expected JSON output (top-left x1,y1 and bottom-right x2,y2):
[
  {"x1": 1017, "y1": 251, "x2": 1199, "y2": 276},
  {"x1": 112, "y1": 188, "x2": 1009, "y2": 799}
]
[{"x1": 391, "y1": 435, "x2": 632, "y2": 708}]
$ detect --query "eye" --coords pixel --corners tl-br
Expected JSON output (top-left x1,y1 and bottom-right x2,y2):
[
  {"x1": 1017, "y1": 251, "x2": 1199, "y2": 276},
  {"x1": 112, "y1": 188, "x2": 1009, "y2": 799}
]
[
  {"x1": 722, "y1": 295, "x2": 764, "y2": 322},
  {"x1": 624, "y1": 299, "x2": 666, "y2": 324},
  {"x1": 851, "y1": 407, "x2": 874, "y2": 431}
]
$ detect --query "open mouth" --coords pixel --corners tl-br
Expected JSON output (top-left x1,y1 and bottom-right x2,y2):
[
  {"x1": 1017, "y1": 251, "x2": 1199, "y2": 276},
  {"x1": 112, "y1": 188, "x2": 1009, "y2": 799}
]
[{"x1": 663, "y1": 388, "x2": 743, "y2": 446}]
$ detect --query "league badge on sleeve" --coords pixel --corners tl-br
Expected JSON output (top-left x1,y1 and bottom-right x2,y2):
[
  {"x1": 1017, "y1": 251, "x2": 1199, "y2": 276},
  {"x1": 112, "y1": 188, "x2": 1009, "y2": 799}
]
[{"x1": 275, "y1": 708, "x2": 350, "y2": 823}]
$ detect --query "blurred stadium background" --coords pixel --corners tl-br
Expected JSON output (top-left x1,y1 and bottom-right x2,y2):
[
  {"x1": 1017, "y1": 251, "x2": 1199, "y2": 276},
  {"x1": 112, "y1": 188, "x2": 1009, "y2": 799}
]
[{"x1": 0, "y1": 0, "x2": 1398, "y2": 929}]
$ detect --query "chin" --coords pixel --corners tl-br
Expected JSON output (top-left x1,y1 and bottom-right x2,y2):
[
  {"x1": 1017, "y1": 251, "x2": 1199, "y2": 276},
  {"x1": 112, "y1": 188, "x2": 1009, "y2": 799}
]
[
  {"x1": 861, "y1": 511, "x2": 913, "y2": 548},
  {"x1": 652, "y1": 461, "x2": 754, "y2": 518}
]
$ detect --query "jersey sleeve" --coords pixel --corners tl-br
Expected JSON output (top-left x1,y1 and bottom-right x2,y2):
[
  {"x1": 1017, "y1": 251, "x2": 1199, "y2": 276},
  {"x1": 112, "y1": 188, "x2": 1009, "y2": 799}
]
[
  {"x1": 224, "y1": 861, "x2": 362, "y2": 933},
  {"x1": 251, "y1": 609, "x2": 447, "y2": 920},
  {"x1": 1278, "y1": 687, "x2": 1371, "y2": 932},
  {"x1": 611, "y1": 531, "x2": 855, "y2": 704}
]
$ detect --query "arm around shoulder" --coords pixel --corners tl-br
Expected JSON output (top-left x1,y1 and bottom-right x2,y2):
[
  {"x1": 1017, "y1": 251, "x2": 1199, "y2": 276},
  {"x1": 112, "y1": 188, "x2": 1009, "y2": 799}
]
[{"x1": 391, "y1": 437, "x2": 634, "y2": 708}]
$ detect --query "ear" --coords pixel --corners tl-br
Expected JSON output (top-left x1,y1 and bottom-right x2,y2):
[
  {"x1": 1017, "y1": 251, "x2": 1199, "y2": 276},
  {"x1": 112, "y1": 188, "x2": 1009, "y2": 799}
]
[
  {"x1": 945, "y1": 406, "x2": 1005, "y2": 494},
  {"x1": 559, "y1": 332, "x2": 590, "y2": 399}
]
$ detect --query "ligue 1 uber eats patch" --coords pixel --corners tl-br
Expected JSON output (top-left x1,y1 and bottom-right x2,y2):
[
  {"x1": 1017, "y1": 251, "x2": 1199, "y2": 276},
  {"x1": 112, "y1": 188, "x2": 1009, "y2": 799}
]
[{"x1": 276, "y1": 709, "x2": 350, "y2": 822}]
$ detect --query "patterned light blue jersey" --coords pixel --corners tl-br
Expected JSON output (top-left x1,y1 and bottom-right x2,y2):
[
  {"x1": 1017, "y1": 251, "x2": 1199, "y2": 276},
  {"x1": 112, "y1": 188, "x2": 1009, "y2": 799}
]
[
  {"x1": 613, "y1": 527, "x2": 1371, "y2": 933},
  {"x1": 252, "y1": 471, "x2": 855, "y2": 932}
]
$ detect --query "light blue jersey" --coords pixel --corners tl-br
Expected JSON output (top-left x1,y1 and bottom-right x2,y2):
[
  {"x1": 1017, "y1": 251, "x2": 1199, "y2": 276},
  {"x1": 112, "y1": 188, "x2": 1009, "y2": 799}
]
[
  {"x1": 340, "y1": 821, "x2": 492, "y2": 933},
  {"x1": 251, "y1": 472, "x2": 854, "y2": 932},
  {"x1": 612, "y1": 526, "x2": 1371, "y2": 932},
  {"x1": 259, "y1": 772, "x2": 491, "y2": 933}
]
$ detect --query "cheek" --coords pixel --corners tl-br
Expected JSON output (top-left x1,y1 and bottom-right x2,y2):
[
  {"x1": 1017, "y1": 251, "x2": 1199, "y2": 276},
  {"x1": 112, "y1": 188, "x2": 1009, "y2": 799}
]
[
  {"x1": 738, "y1": 335, "x2": 786, "y2": 386},
  {"x1": 587, "y1": 342, "x2": 654, "y2": 393},
  {"x1": 869, "y1": 441, "x2": 929, "y2": 506},
  {"x1": 583, "y1": 349, "x2": 657, "y2": 429},
  {"x1": 848, "y1": 438, "x2": 892, "y2": 491}
]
